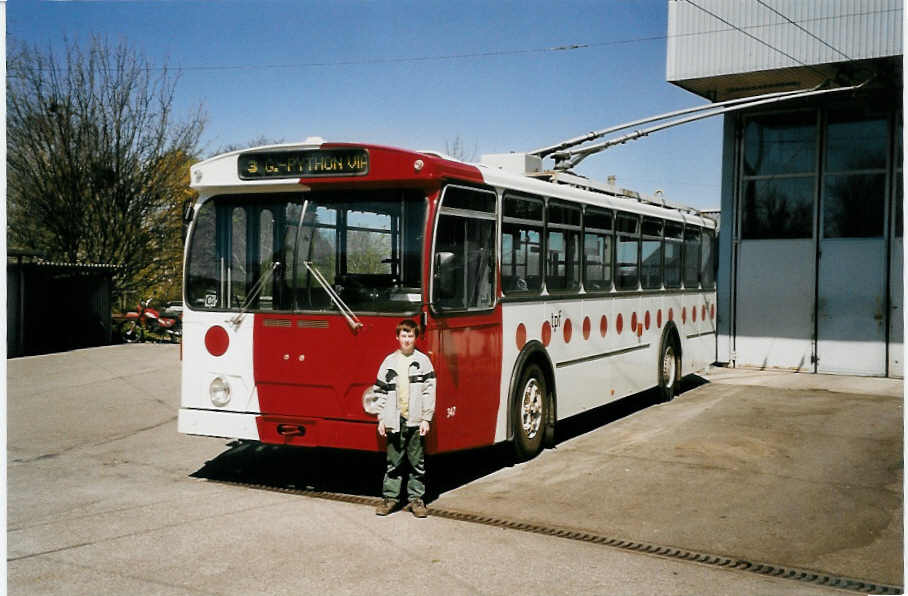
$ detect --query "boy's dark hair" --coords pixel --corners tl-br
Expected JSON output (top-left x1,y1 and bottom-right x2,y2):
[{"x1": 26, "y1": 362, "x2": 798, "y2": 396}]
[{"x1": 396, "y1": 319, "x2": 419, "y2": 338}]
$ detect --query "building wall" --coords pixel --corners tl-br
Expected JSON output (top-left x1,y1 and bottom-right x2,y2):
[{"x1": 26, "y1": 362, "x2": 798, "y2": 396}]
[
  {"x1": 667, "y1": 0, "x2": 903, "y2": 82},
  {"x1": 668, "y1": 0, "x2": 903, "y2": 377},
  {"x1": 715, "y1": 114, "x2": 737, "y2": 364},
  {"x1": 715, "y1": 90, "x2": 901, "y2": 376},
  {"x1": 7, "y1": 263, "x2": 114, "y2": 357}
]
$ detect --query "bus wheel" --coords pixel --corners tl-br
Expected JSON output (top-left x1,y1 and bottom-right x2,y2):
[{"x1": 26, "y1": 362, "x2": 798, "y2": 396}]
[
  {"x1": 513, "y1": 363, "x2": 547, "y2": 461},
  {"x1": 658, "y1": 336, "x2": 681, "y2": 402}
]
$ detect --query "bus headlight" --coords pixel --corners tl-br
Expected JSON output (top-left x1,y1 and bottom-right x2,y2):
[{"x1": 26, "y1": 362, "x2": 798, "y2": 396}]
[{"x1": 209, "y1": 377, "x2": 231, "y2": 407}]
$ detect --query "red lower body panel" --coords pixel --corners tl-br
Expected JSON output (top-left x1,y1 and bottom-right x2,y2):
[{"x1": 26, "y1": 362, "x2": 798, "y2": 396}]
[
  {"x1": 252, "y1": 309, "x2": 503, "y2": 454},
  {"x1": 256, "y1": 416, "x2": 383, "y2": 451}
]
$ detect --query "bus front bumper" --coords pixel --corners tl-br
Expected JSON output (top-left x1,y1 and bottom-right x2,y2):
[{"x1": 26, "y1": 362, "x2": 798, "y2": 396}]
[{"x1": 178, "y1": 408, "x2": 383, "y2": 451}]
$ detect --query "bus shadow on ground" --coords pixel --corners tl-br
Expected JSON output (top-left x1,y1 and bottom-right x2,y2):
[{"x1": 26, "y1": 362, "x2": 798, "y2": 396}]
[{"x1": 191, "y1": 375, "x2": 708, "y2": 502}]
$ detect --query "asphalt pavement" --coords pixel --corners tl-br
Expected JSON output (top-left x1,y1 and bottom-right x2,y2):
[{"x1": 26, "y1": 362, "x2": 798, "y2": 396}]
[{"x1": 7, "y1": 344, "x2": 903, "y2": 595}]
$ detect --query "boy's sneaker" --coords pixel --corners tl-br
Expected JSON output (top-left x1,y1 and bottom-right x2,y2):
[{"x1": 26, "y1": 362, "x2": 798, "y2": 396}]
[
  {"x1": 375, "y1": 498, "x2": 397, "y2": 516},
  {"x1": 408, "y1": 498, "x2": 428, "y2": 518}
]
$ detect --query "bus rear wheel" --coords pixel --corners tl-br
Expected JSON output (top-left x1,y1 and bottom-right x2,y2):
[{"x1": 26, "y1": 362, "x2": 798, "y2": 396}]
[
  {"x1": 658, "y1": 336, "x2": 681, "y2": 402},
  {"x1": 513, "y1": 363, "x2": 548, "y2": 461}
]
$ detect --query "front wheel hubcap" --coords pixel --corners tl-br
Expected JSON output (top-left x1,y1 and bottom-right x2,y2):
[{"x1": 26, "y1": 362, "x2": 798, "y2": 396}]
[
  {"x1": 662, "y1": 346, "x2": 676, "y2": 386},
  {"x1": 520, "y1": 379, "x2": 543, "y2": 439}
]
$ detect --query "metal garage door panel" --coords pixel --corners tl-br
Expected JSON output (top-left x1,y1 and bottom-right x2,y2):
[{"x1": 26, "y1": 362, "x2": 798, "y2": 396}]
[
  {"x1": 887, "y1": 236, "x2": 902, "y2": 377},
  {"x1": 736, "y1": 239, "x2": 815, "y2": 370},
  {"x1": 817, "y1": 238, "x2": 886, "y2": 375}
]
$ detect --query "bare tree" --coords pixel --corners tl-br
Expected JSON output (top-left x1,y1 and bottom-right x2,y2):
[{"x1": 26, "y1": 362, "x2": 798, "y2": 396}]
[
  {"x1": 7, "y1": 35, "x2": 206, "y2": 304},
  {"x1": 444, "y1": 135, "x2": 479, "y2": 162},
  {"x1": 215, "y1": 135, "x2": 286, "y2": 156}
]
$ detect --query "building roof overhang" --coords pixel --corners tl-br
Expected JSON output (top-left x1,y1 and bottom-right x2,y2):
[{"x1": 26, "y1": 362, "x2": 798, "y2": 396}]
[{"x1": 670, "y1": 56, "x2": 901, "y2": 102}]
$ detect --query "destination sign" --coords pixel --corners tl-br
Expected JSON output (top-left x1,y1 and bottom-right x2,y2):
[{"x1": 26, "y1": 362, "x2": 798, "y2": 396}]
[{"x1": 238, "y1": 148, "x2": 369, "y2": 180}]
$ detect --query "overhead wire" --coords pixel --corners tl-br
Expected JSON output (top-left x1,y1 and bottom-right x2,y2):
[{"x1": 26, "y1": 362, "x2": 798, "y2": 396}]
[
  {"x1": 754, "y1": 0, "x2": 853, "y2": 61},
  {"x1": 160, "y1": 6, "x2": 901, "y2": 73},
  {"x1": 682, "y1": 0, "x2": 832, "y2": 79},
  {"x1": 529, "y1": 0, "x2": 875, "y2": 169},
  {"x1": 7, "y1": 7, "x2": 899, "y2": 74}
]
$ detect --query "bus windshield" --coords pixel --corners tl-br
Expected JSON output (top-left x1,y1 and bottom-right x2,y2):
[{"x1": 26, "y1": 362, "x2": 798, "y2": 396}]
[{"x1": 186, "y1": 189, "x2": 427, "y2": 314}]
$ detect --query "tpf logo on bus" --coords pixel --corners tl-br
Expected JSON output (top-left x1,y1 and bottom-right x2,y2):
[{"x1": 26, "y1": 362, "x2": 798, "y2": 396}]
[{"x1": 550, "y1": 310, "x2": 563, "y2": 331}]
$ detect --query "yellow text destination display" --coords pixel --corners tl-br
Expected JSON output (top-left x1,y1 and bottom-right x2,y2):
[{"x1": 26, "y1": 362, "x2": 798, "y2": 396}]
[{"x1": 238, "y1": 149, "x2": 369, "y2": 180}]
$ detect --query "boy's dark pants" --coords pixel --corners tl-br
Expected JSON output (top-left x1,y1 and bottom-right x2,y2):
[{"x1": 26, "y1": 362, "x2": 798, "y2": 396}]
[{"x1": 382, "y1": 419, "x2": 425, "y2": 501}]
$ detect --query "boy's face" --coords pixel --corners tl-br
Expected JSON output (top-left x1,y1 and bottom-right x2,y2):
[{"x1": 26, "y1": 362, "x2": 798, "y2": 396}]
[{"x1": 397, "y1": 329, "x2": 416, "y2": 355}]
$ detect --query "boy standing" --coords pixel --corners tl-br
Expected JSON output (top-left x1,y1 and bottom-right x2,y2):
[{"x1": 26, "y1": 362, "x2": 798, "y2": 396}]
[{"x1": 373, "y1": 319, "x2": 436, "y2": 517}]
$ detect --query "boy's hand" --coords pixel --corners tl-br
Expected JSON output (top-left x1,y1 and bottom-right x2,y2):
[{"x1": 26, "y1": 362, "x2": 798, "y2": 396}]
[
  {"x1": 419, "y1": 420, "x2": 430, "y2": 436},
  {"x1": 377, "y1": 421, "x2": 386, "y2": 437}
]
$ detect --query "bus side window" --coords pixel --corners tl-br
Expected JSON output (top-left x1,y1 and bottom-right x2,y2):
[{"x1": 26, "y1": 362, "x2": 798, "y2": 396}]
[
  {"x1": 187, "y1": 199, "x2": 219, "y2": 309},
  {"x1": 641, "y1": 216, "x2": 663, "y2": 290},
  {"x1": 433, "y1": 186, "x2": 496, "y2": 311},
  {"x1": 546, "y1": 201, "x2": 581, "y2": 292},
  {"x1": 683, "y1": 225, "x2": 701, "y2": 289},
  {"x1": 664, "y1": 221, "x2": 683, "y2": 289},
  {"x1": 615, "y1": 213, "x2": 640, "y2": 290},
  {"x1": 501, "y1": 194, "x2": 543, "y2": 294},
  {"x1": 583, "y1": 207, "x2": 613, "y2": 292}
]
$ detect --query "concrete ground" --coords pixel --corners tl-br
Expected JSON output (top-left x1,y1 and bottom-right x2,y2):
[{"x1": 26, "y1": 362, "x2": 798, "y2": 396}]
[
  {"x1": 7, "y1": 344, "x2": 904, "y2": 595},
  {"x1": 434, "y1": 366, "x2": 904, "y2": 586}
]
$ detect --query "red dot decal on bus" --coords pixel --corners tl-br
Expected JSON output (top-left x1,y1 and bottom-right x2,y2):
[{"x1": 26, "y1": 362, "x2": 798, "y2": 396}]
[
  {"x1": 702, "y1": 305, "x2": 707, "y2": 321},
  {"x1": 205, "y1": 325, "x2": 229, "y2": 357},
  {"x1": 682, "y1": 307, "x2": 687, "y2": 324},
  {"x1": 645, "y1": 311, "x2": 651, "y2": 330},
  {"x1": 583, "y1": 316, "x2": 591, "y2": 340},
  {"x1": 657, "y1": 309, "x2": 663, "y2": 328},
  {"x1": 693, "y1": 306, "x2": 698, "y2": 322},
  {"x1": 616, "y1": 314, "x2": 624, "y2": 335},
  {"x1": 542, "y1": 321, "x2": 552, "y2": 347},
  {"x1": 516, "y1": 323, "x2": 527, "y2": 351},
  {"x1": 563, "y1": 319, "x2": 573, "y2": 343},
  {"x1": 631, "y1": 312, "x2": 638, "y2": 333},
  {"x1": 711, "y1": 304, "x2": 716, "y2": 320},
  {"x1": 600, "y1": 315, "x2": 608, "y2": 337},
  {"x1": 668, "y1": 308, "x2": 674, "y2": 322}
]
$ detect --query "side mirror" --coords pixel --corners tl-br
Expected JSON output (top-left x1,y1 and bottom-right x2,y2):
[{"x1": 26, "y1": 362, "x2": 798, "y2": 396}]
[{"x1": 434, "y1": 252, "x2": 457, "y2": 299}]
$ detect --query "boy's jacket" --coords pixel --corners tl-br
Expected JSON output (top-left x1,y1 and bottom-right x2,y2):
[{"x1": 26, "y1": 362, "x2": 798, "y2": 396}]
[{"x1": 371, "y1": 349, "x2": 436, "y2": 433}]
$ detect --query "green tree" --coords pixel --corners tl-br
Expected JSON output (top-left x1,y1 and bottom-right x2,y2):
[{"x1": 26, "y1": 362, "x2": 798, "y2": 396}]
[
  {"x1": 347, "y1": 230, "x2": 390, "y2": 274},
  {"x1": 7, "y1": 35, "x2": 206, "y2": 306}
]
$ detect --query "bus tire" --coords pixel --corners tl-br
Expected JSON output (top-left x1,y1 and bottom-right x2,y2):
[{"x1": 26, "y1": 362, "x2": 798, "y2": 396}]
[
  {"x1": 512, "y1": 363, "x2": 548, "y2": 461},
  {"x1": 657, "y1": 331, "x2": 681, "y2": 403}
]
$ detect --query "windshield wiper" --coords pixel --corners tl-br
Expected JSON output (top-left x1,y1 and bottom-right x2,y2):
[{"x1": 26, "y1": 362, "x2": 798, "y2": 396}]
[
  {"x1": 303, "y1": 261, "x2": 364, "y2": 332},
  {"x1": 228, "y1": 261, "x2": 281, "y2": 327}
]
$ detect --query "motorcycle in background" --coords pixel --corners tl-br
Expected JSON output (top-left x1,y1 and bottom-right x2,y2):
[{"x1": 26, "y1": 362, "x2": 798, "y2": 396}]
[{"x1": 118, "y1": 299, "x2": 182, "y2": 343}]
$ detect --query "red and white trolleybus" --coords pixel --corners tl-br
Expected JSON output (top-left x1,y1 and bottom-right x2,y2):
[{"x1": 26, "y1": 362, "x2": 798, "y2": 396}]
[{"x1": 179, "y1": 138, "x2": 717, "y2": 459}]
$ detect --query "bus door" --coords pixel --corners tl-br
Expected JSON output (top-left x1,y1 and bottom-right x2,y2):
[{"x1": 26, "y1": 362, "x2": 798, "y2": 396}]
[{"x1": 427, "y1": 185, "x2": 502, "y2": 452}]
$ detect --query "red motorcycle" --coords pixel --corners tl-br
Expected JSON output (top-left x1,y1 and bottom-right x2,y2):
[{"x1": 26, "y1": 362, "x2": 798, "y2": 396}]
[{"x1": 119, "y1": 299, "x2": 182, "y2": 343}]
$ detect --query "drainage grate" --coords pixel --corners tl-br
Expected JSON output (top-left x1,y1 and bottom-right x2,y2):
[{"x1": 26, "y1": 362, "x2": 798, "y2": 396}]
[{"x1": 209, "y1": 479, "x2": 902, "y2": 595}]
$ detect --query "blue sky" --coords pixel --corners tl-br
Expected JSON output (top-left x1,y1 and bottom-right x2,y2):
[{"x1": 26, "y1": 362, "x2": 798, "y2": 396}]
[{"x1": 9, "y1": 0, "x2": 723, "y2": 209}]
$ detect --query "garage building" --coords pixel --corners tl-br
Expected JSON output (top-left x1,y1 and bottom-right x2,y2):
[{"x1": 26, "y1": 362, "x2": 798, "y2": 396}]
[{"x1": 666, "y1": 0, "x2": 903, "y2": 376}]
